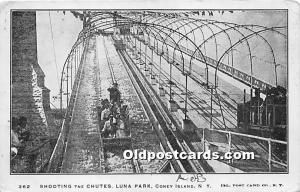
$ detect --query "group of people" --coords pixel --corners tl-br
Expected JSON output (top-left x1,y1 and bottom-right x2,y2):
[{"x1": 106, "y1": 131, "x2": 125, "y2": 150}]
[
  {"x1": 11, "y1": 116, "x2": 30, "y2": 158},
  {"x1": 100, "y1": 83, "x2": 127, "y2": 138}
]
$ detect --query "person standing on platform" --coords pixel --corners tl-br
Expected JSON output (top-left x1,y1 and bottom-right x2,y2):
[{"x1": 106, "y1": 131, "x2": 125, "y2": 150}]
[{"x1": 107, "y1": 83, "x2": 121, "y2": 106}]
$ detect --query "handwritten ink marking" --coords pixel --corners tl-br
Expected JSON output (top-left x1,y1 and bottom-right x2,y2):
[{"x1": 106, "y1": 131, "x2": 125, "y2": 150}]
[{"x1": 176, "y1": 174, "x2": 206, "y2": 183}]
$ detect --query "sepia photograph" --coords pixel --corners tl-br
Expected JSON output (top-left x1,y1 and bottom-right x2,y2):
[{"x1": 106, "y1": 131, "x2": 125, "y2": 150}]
[{"x1": 10, "y1": 9, "x2": 288, "y2": 175}]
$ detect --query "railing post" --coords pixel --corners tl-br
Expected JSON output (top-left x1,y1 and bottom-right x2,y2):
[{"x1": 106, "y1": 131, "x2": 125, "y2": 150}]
[
  {"x1": 265, "y1": 103, "x2": 268, "y2": 126},
  {"x1": 169, "y1": 59, "x2": 173, "y2": 101},
  {"x1": 202, "y1": 128, "x2": 205, "y2": 152},
  {"x1": 228, "y1": 132, "x2": 232, "y2": 164},
  {"x1": 243, "y1": 89, "x2": 246, "y2": 129},
  {"x1": 60, "y1": 87, "x2": 63, "y2": 115},
  {"x1": 151, "y1": 46, "x2": 154, "y2": 77},
  {"x1": 75, "y1": 47, "x2": 77, "y2": 73},
  {"x1": 272, "y1": 105, "x2": 276, "y2": 127},
  {"x1": 268, "y1": 138, "x2": 272, "y2": 172},
  {"x1": 134, "y1": 35, "x2": 137, "y2": 57},
  {"x1": 71, "y1": 56, "x2": 73, "y2": 88},
  {"x1": 159, "y1": 55, "x2": 162, "y2": 87},
  {"x1": 144, "y1": 39, "x2": 147, "y2": 72},
  {"x1": 206, "y1": 66, "x2": 209, "y2": 88},
  {"x1": 66, "y1": 62, "x2": 69, "y2": 108},
  {"x1": 210, "y1": 86, "x2": 213, "y2": 130},
  {"x1": 250, "y1": 88, "x2": 253, "y2": 125},
  {"x1": 78, "y1": 45, "x2": 80, "y2": 68},
  {"x1": 139, "y1": 38, "x2": 142, "y2": 65},
  {"x1": 184, "y1": 74, "x2": 188, "y2": 120}
]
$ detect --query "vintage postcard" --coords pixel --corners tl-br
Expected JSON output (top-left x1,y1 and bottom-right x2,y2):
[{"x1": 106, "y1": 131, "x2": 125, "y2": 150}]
[{"x1": 0, "y1": 0, "x2": 299, "y2": 191}]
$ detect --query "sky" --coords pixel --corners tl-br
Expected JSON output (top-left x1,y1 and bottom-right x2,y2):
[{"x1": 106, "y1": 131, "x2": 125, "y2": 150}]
[
  {"x1": 189, "y1": 10, "x2": 287, "y2": 88},
  {"x1": 36, "y1": 11, "x2": 82, "y2": 108}
]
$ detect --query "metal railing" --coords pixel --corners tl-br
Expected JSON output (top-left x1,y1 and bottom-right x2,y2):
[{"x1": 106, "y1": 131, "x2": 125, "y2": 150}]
[
  {"x1": 47, "y1": 31, "x2": 90, "y2": 173},
  {"x1": 202, "y1": 127, "x2": 287, "y2": 172},
  {"x1": 129, "y1": 33, "x2": 287, "y2": 172}
]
